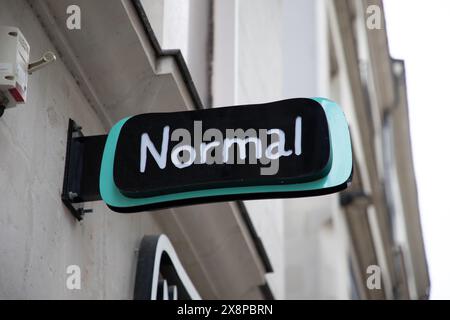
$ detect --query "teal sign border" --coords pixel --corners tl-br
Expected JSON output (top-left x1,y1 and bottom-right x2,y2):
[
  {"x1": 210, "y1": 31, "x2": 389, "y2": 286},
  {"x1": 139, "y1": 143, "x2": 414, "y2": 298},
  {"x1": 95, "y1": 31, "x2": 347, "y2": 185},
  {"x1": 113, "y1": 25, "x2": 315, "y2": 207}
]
[{"x1": 99, "y1": 98, "x2": 352, "y2": 212}]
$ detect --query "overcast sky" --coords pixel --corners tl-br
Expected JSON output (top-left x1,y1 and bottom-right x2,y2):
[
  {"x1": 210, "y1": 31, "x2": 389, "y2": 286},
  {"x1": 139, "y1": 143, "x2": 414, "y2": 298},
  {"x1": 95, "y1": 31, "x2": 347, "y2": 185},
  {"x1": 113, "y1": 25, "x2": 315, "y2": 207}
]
[{"x1": 384, "y1": 0, "x2": 450, "y2": 299}]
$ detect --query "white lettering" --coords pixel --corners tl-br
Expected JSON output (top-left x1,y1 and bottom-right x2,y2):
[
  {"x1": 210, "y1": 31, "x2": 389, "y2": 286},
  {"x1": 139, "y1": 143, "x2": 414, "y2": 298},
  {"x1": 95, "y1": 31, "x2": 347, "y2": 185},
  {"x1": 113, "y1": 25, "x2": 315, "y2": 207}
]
[
  {"x1": 200, "y1": 141, "x2": 221, "y2": 164},
  {"x1": 171, "y1": 145, "x2": 196, "y2": 169},
  {"x1": 295, "y1": 116, "x2": 302, "y2": 155},
  {"x1": 138, "y1": 117, "x2": 303, "y2": 173},
  {"x1": 265, "y1": 129, "x2": 292, "y2": 160},
  {"x1": 140, "y1": 126, "x2": 170, "y2": 173},
  {"x1": 223, "y1": 137, "x2": 262, "y2": 163}
]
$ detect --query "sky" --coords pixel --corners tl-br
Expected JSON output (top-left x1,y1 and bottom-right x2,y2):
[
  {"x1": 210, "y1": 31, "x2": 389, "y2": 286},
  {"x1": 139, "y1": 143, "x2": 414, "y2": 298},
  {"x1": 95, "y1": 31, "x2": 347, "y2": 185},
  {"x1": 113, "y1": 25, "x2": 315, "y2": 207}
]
[{"x1": 384, "y1": 0, "x2": 450, "y2": 299}]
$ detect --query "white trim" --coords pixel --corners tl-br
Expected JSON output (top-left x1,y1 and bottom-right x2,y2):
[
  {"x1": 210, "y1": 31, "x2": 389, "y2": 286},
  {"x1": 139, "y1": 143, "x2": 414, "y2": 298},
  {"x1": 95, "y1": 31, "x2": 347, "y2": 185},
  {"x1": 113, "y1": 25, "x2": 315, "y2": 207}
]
[{"x1": 212, "y1": 0, "x2": 239, "y2": 106}]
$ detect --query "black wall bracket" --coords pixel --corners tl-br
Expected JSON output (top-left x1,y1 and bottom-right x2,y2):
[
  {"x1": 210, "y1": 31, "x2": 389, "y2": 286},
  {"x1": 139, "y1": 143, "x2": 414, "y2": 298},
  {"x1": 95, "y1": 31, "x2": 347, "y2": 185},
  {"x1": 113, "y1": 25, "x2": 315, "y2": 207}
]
[{"x1": 61, "y1": 119, "x2": 107, "y2": 220}]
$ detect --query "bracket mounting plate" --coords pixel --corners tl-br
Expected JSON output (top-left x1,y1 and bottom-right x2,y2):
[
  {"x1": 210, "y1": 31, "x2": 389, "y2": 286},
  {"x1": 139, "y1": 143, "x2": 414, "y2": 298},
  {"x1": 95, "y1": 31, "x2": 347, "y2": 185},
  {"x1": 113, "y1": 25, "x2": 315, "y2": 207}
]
[{"x1": 61, "y1": 119, "x2": 106, "y2": 220}]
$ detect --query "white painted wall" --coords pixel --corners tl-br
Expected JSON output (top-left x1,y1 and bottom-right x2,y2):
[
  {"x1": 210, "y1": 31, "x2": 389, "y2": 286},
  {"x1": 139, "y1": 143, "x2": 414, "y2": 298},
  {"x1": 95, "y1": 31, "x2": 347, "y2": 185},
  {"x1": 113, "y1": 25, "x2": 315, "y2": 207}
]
[
  {"x1": 212, "y1": 0, "x2": 352, "y2": 299},
  {"x1": 0, "y1": 0, "x2": 271, "y2": 300},
  {"x1": 283, "y1": 196, "x2": 350, "y2": 299},
  {"x1": 141, "y1": 0, "x2": 360, "y2": 300},
  {"x1": 236, "y1": 0, "x2": 283, "y2": 105},
  {"x1": 210, "y1": 3, "x2": 285, "y2": 299},
  {"x1": 0, "y1": 0, "x2": 165, "y2": 299},
  {"x1": 141, "y1": 0, "x2": 211, "y2": 106},
  {"x1": 212, "y1": 0, "x2": 238, "y2": 107},
  {"x1": 212, "y1": 0, "x2": 286, "y2": 299},
  {"x1": 235, "y1": 0, "x2": 285, "y2": 299},
  {"x1": 281, "y1": 0, "x2": 350, "y2": 299},
  {"x1": 282, "y1": 0, "x2": 329, "y2": 99}
]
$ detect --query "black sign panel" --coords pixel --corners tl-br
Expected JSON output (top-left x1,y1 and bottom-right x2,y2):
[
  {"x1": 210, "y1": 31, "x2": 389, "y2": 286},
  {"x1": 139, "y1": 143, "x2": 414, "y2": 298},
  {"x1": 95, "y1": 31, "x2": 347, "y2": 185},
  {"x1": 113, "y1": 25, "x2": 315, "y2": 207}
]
[{"x1": 113, "y1": 98, "x2": 331, "y2": 198}]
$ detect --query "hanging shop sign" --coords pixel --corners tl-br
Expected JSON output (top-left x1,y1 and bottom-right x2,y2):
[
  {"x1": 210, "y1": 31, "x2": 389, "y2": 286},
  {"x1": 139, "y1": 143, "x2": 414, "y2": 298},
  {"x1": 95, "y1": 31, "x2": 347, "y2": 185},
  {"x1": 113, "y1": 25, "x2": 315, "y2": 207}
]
[
  {"x1": 61, "y1": 97, "x2": 352, "y2": 218},
  {"x1": 112, "y1": 98, "x2": 331, "y2": 198}
]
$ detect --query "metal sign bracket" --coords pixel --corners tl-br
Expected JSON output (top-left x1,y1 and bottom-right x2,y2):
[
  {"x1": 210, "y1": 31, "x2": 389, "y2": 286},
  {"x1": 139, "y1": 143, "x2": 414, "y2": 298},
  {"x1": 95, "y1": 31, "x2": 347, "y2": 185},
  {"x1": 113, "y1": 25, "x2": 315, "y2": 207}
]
[{"x1": 61, "y1": 119, "x2": 106, "y2": 220}]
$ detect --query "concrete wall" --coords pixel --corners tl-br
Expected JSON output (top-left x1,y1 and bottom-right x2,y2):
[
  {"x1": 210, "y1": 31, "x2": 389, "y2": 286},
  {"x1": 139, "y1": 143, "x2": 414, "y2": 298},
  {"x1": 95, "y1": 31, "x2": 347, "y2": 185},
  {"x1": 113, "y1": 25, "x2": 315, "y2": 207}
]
[
  {"x1": 0, "y1": 0, "x2": 165, "y2": 299},
  {"x1": 236, "y1": 0, "x2": 283, "y2": 105},
  {"x1": 0, "y1": 0, "x2": 271, "y2": 300},
  {"x1": 235, "y1": 0, "x2": 285, "y2": 299},
  {"x1": 212, "y1": 0, "x2": 349, "y2": 299},
  {"x1": 283, "y1": 196, "x2": 350, "y2": 299},
  {"x1": 212, "y1": 0, "x2": 286, "y2": 299},
  {"x1": 281, "y1": 0, "x2": 350, "y2": 299},
  {"x1": 141, "y1": 0, "x2": 211, "y2": 106}
]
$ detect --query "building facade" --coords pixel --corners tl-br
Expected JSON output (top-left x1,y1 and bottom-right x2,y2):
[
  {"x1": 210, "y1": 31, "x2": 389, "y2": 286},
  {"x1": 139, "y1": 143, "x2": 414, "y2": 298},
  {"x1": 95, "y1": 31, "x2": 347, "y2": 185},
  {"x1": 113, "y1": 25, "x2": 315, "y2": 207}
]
[{"x1": 0, "y1": 0, "x2": 429, "y2": 299}]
